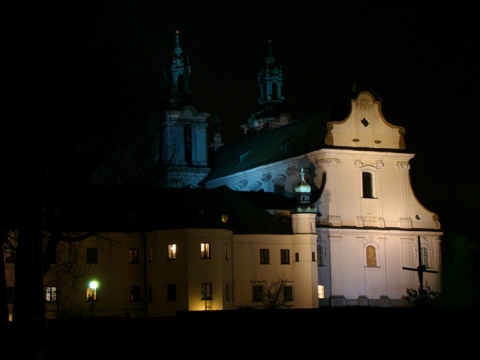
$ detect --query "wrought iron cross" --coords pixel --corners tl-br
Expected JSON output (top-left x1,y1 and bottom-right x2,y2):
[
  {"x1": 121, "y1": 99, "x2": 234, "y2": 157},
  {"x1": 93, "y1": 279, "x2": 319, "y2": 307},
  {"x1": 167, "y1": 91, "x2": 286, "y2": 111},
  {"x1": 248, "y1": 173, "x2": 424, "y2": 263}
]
[{"x1": 402, "y1": 236, "x2": 438, "y2": 291}]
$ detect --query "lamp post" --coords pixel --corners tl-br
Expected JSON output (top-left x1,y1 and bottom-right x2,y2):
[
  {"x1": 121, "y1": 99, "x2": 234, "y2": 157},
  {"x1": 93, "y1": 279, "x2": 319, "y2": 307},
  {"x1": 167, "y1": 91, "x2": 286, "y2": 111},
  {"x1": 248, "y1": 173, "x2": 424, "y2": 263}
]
[{"x1": 89, "y1": 280, "x2": 98, "y2": 318}]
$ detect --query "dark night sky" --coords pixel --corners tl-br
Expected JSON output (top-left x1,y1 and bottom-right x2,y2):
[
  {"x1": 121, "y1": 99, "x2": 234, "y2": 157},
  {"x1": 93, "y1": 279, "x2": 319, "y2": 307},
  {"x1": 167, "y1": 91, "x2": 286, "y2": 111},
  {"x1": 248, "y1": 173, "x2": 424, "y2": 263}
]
[
  {"x1": 5, "y1": 2, "x2": 479, "y2": 258},
  {"x1": 62, "y1": 4, "x2": 476, "y2": 211}
]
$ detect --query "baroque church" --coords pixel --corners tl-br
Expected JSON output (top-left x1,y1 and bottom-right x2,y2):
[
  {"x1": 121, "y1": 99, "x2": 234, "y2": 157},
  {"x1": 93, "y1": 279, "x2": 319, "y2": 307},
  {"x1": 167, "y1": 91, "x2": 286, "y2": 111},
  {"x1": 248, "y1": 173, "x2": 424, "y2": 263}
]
[{"x1": 4, "y1": 31, "x2": 442, "y2": 318}]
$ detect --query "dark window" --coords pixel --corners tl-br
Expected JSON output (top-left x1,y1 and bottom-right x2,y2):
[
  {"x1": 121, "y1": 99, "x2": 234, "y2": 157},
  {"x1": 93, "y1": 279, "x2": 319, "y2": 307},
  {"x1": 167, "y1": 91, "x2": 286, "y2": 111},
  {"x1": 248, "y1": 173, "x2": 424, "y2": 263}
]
[
  {"x1": 253, "y1": 285, "x2": 263, "y2": 302},
  {"x1": 201, "y1": 283, "x2": 212, "y2": 300},
  {"x1": 317, "y1": 245, "x2": 326, "y2": 266},
  {"x1": 167, "y1": 284, "x2": 177, "y2": 301},
  {"x1": 184, "y1": 124, "x2": 192, "y2": 165},
  {"x1": 148, "y1": 246, "x2": 153, "y2": 262},
  {"x1": 362, "y1": 172, "x2": 374, "y2": 198},
  {"x1": 284, "y1": 286, "x2": 293, "y2": 302},
  {"x1": 312, "y1": 251, "x2": 316, "y2": 262},
  {"x1": 45, "y1": 286, "x2": 57, "y2": 303},
  {"x1": 260, "y1": 249, "x2": 269, "y2": 264},
  {"x1": 225, "y1": 244, "x2": 229, "y2": 260},
  {"x1": 86, "y1": 248, "x2": 98, "y2": 264},
  {"x1": 274, "y1": 183, "x2": 285, "y2": 196},
  {"x1": 130, "y1": 286, "x2": 141, "y2": 302},
  {"x1": 295, "y1": 252, "x2": 299, "y2": 262},
  {"x1": 6, "y1": 287, "x2": 14, "y2": 304},
  {"x1": 148, "y1": 285, "x2": 153, "y2": 302},
  {"x1": 129, "y1": 248, "x2": 140, "y2": 264},
  {"x1": 281, "y1": 249, "x2": 290, "y2": 264},
  {"x1": 5, "y1": 248, "x2": 15, "y2": 263}
]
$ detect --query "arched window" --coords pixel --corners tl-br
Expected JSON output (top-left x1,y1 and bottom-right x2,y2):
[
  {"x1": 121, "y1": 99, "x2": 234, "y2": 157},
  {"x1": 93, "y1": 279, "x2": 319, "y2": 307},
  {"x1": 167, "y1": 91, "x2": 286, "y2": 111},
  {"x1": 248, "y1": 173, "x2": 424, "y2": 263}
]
[
  {"x1": 272, "y1": 82, "x2": 279, "y2": 100},
  {"x1": 366, "y1": 245, "x2": 377, "y2": 267}
]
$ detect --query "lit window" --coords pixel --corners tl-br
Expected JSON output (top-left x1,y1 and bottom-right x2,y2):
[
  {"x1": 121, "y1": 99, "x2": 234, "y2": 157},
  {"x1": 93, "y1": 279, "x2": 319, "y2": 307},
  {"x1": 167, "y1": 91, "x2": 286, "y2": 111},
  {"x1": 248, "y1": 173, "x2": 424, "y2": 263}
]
[
  {"x1": 129, "y1": 248, "x2": 140, "y2": 264},
  {"x1": 45, "y1": 286, "x2": 57, "y2": 303},
  {"x1": 318, "y1": 285, "x2": 325, "y2": 299},
  {"x1": 201, "y1": 243, "x2": 211, "y2": 259},
  {"x1": 167, "y1": 244, "x2": 177, "y2": 260},
  {"x1": 280, "y1": 249, "x2": 290, "y2": 264},
  {"x1": 86, "y1": 286, "x2": 97, "y2": 301},
  {"x1": 260, "y1": 249, "x2": 269, "y2": 264}
]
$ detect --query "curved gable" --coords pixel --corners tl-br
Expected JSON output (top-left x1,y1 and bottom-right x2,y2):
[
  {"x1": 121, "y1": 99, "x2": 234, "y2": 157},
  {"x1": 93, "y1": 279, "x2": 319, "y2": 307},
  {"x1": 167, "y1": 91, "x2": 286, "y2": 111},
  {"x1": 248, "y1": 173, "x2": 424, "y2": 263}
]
[{"x1": 325, "y1": 91, "x2": 405, "y2": 150}]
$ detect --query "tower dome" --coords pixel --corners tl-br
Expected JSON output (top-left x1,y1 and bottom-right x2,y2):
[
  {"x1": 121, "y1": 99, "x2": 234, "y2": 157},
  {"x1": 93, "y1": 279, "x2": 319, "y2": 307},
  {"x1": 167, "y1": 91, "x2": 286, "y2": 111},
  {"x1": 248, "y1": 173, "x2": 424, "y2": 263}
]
[{"x1": 295, "y1": 169, "x2": 311, "y2": 194}]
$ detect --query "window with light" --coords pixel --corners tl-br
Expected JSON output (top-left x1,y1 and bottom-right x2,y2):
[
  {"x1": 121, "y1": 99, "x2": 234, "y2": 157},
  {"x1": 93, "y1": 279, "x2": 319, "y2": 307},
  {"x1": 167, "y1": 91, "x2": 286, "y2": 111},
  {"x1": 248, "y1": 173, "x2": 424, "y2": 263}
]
[
  {"x1": 167, "y1": 244, "x2": 177, "y2": 260},
  {"x1": 201, "y1": 242, "x2": 211, "y2": 259}
]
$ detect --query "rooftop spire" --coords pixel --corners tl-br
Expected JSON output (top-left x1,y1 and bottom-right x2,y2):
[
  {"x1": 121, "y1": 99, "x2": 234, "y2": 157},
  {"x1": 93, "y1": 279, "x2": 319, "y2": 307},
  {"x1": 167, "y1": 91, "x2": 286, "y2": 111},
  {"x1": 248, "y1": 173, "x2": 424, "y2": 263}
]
[{"x1": 163, "y1": 30, "x2": 192, "y2": 109}]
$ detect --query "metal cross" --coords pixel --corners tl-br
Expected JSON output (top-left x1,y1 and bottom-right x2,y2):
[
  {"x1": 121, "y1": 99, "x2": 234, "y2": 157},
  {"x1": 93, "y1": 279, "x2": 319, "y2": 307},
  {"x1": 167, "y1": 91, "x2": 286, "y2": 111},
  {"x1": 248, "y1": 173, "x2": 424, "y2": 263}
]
[{"x1": 402, "y1": 236, "x2": 438, "y2": 291}]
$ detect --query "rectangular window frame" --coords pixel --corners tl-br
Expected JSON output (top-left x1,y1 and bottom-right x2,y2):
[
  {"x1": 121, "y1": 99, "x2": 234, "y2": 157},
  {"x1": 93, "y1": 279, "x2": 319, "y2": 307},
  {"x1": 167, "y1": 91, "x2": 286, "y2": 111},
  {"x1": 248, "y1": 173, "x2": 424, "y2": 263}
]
[
  {"x1": 260, "y1": 249, "x2": 269, "y2": 264},
  {"x1": 129, "y1": 248, "x2": 140, "y2": 264},
  {"x1": 86, "y1": 248, "x2": 98, "y2": 264},
  {"x1": 280, "y1": 249, "x2": 290, "y2": 264},
  {"x1": 283, "y1": 286, "x2": 293, "y2": 302},
  {"x1": 167, "y1": 244, "x2": 177, "y2": 260},
  {"x1": 45, "y1": 286, "x2": 57, "y2": 303},
  {"x1": 148, "y1": 246, "x2": 153, "y2": 262},
  {"x1": 253, "y1": 285, "x2": 263, "y2": 302},
  {"x1": 201, "y1": 242, "x2": 211, "y2": 259},
  {"x1": 167, "y1": 284, "x2": 177, "y2": 301},
  {"x1": 130, "y1": 286, "x2": 141, "y2": 302},
  {"x1": 201, "y1": 283, "x2": 212, "y2": 300}
]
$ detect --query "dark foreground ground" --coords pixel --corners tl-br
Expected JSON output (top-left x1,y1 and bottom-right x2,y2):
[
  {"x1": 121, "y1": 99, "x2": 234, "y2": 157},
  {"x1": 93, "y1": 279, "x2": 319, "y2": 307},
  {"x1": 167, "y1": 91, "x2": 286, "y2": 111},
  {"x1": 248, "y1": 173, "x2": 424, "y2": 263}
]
[{"x1": 4, "y1": 307, "x2": 478, "y2": 358}]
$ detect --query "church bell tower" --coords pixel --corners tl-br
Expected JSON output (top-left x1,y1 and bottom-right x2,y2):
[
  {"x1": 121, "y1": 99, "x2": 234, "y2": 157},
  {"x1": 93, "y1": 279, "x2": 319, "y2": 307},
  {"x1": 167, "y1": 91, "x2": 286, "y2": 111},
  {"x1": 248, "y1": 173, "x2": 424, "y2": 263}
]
[{"x1": 152, "y1": 30, "x2": 211, "y2": 188}]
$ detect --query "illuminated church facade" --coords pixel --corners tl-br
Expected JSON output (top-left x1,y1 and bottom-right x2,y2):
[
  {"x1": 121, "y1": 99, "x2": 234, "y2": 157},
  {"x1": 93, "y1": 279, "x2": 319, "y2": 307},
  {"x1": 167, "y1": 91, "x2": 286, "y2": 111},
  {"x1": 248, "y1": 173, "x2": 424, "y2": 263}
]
[{"x1": 4, "y1": 32, "x2": 442, "y2": 318}]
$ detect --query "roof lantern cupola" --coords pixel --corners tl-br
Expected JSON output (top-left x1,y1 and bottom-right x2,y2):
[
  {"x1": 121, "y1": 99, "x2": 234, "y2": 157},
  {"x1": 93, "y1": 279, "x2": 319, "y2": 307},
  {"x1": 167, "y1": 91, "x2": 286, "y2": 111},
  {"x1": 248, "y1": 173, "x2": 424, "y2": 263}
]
[
  {"x1": 164, "y1": 30, "x2": 193, "y2": 109},
  {"x1": 292, "y1": 168, "x2": 316, "y2": 214},
  {"x1": 257, "y1": 40, "x2": 285, "y2": 105}
]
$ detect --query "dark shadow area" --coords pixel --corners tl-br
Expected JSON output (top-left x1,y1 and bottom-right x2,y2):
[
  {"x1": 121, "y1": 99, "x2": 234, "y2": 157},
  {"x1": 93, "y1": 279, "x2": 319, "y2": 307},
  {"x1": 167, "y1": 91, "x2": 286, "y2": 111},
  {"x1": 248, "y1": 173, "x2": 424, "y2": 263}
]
[{"x1": 3, "y1": 307, "x2": 473, "y2": 358}]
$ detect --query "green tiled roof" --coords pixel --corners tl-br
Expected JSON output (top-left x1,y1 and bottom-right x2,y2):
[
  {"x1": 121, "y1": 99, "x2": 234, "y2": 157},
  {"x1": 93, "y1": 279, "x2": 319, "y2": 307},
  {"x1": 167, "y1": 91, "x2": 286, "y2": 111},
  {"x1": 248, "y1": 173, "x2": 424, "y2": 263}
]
[{"x1": 203, "y1": 110, "x2": 333, "y2": 183}]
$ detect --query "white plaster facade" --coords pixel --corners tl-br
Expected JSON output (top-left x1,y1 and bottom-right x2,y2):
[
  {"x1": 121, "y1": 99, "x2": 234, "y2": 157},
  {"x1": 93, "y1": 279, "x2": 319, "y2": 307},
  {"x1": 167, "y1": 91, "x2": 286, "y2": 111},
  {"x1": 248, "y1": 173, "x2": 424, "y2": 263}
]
[{"x1": 204, "y1": 92, "x2": 443, "y2": 306}]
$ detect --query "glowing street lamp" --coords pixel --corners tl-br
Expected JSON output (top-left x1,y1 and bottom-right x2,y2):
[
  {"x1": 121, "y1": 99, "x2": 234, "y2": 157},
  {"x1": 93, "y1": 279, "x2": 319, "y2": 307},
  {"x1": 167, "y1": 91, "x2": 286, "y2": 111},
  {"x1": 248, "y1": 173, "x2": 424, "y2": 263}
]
[{"x1": 89, "y1": 280, "x2": 98, "y2": 317}]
